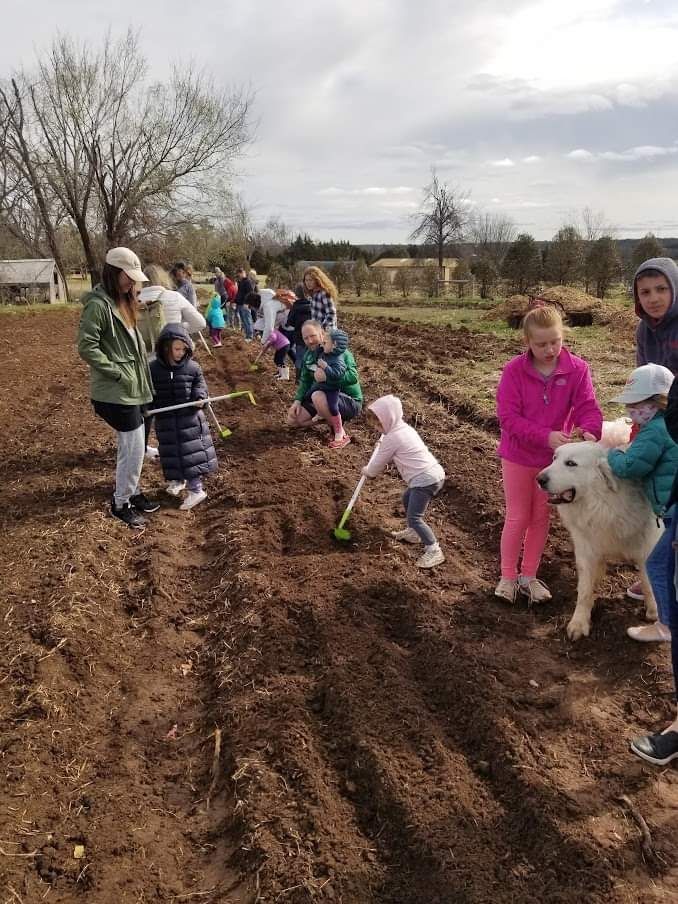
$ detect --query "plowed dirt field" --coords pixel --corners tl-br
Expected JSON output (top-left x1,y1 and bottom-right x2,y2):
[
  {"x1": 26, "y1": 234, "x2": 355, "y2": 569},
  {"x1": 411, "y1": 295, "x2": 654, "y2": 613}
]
[{"x1": 2, "y1": 308, "x2": 678, "y2": 903}]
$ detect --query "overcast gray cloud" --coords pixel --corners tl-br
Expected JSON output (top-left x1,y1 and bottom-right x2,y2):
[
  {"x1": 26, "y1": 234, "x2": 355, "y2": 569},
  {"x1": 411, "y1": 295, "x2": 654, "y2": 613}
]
[{"x1": 5, "y1": 0, "x2": 678, "y2": 241}]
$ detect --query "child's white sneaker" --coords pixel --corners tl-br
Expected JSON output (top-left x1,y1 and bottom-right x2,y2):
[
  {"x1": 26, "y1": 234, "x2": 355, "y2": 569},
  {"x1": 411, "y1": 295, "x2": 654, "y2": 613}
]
[
  {"x1": 494, "y1": 578, "x2": 518, "y2": 603},
  {"x1": 417, "y1": 544, "x2": 445, "y2": 569},
  {"x1": 180, "y1": 489, "x2": 207, "y2": 510},
  {"x1": 166, "y1": 480, "x2": 186, "y2": 496},
  {"x1": 145, "y1": 445, "x2": 160, "y2": 460},
  {"x1": 392, "y1": 527, "x2": 420, "y2": 544},
  {"x1": 518, "y1": 577, "x2": 552, "y2": 603}
]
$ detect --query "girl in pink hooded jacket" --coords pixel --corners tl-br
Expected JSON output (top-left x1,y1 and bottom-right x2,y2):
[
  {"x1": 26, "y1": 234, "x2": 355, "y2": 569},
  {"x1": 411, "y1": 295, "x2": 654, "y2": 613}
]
[
  {"x1": 495, "y1": 304, "x2": 602, "y2": 604},
  {"x1": 363, "y1": 394, "x2": 446, "y2": 569}
]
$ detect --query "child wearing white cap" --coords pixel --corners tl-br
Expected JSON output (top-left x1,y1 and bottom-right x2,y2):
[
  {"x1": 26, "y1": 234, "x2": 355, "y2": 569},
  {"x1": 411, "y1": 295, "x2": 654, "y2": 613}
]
[{"x1": 608, "y1": 363, "x2": 678, "y2": 643}]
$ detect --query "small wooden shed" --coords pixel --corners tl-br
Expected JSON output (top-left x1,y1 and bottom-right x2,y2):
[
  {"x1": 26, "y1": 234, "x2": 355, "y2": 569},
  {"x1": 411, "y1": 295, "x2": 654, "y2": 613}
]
[
  {"x1": 370, "y1": 257, "x2": 459, "y2": 283},
  {"x1": 0, "y1": 258, "x2": 67, "y2": 304}
]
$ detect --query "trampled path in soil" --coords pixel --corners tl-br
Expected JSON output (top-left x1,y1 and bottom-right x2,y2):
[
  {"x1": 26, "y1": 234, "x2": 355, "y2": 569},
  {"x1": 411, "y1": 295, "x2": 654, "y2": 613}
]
[{"x1": 2, "y1": 309, "x2": 678, "y2": 903}]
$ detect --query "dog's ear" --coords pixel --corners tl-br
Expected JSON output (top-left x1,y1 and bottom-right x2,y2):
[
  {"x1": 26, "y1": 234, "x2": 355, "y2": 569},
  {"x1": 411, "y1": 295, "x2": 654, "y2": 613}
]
[{"x1": 597, "y1": 456, "x2": 619, "y2": 492}]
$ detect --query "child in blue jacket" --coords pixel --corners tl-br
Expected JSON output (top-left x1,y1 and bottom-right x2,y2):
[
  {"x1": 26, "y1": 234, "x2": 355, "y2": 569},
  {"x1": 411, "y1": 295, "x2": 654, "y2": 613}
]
[
  {"x1": 205, "y1": 294, "x2": 226, "y2": 347},
  {"x1": 607, "y1": 363, "x2": 678, "y2": 648}
]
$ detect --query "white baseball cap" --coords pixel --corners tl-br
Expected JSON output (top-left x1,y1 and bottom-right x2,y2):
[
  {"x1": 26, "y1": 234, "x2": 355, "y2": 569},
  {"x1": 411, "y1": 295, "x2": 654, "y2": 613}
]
[
  {"x1": 105, "y1": 247, "x2": 148, "y2": 282},
  {"x1": 611, "y1": 363, "x2": 675, "y2": 404}
]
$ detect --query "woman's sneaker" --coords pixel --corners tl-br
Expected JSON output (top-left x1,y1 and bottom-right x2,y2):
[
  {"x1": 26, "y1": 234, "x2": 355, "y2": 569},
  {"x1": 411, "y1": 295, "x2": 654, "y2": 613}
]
[
  {"x1": 165, "y1": 481, "x2": 187, "y2": 496},
  {"x1": 111, "y1": 500, "x2": 146, "y2": 530},
  {"x1": 180, "y1": 490, "x2": 207, "y2": 510},
  {"x1": 130, "y1": 493, "x2": 160, "y2": 513},
  {"x1": 392, "y1": 527, "x2": 420, "y2": 544},
  {"x1": 495, "y1": 578, "x2": 518, "y2": 603},
  {"x1": 417, "y1": 545, "x2": 445, "y2": 569},
  {"x1": 630, "y1": 731, "x2": 678, "y2": 766}
]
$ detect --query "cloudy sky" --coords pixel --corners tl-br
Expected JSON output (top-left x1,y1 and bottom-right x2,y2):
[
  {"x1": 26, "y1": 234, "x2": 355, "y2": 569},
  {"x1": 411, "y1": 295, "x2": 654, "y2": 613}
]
[{"x1": 5, "y1": 0, "x2": 678, "y2": 241}]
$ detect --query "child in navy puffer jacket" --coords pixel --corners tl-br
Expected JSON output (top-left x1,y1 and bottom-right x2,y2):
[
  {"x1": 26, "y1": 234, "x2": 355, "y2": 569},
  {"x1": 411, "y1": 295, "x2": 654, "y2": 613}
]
[{"x1": 150, "y1": 324, "x2": 217, "y2": 510}]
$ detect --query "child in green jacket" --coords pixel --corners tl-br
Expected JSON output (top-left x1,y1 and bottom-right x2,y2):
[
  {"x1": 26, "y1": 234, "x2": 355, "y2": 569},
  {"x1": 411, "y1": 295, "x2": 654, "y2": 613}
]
[{"x1": 608, "y1": 363, "x2": 678, "y2": 642}]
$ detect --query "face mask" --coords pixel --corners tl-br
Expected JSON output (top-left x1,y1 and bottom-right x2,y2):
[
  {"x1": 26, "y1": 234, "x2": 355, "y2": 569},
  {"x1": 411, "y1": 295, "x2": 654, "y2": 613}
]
[{"x1": 627, "y1": 403, "x2": 658, "y2": 427}]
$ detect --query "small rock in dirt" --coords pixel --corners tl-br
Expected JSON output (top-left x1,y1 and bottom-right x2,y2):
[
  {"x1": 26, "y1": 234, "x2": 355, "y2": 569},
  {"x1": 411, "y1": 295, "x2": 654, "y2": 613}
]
[
  {"x1": 477, "y1": 760, "x2": 491, "y2": 776},
  {"x1": 529, "y1": 679, "x2": 539, "y2": 688}
]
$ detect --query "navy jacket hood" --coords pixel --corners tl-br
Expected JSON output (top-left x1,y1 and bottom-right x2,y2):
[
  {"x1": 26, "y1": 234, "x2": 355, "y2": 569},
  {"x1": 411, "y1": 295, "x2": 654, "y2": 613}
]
[{"x1": 155, "y1": 322, "x2": 194, "y2": 363}]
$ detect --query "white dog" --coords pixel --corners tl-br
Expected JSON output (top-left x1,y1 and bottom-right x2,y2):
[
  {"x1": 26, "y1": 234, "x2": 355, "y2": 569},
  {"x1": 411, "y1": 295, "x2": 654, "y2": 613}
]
[{"x1": 537, "y1": 442, "x2": 662, "y2": 641}]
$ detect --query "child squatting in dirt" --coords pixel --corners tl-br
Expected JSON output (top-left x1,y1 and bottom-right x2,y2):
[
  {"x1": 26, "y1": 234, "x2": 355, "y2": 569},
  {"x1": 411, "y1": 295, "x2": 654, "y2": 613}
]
[
  {"x1": 361, "y1": 394, "x2": 446, "y2": 569},
  {"x1": 149, "y1": 323, "x2": 218, "y2": 510}
]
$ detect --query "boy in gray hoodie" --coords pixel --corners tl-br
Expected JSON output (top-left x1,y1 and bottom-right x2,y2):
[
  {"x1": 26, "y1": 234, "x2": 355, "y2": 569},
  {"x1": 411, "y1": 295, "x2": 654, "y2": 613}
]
[
  {"x1": 635, "y1": 257, "x2": 678, "y2": 373},
  {"x1": 628, "y1": 257, "x2": 678, "y2": 608}
]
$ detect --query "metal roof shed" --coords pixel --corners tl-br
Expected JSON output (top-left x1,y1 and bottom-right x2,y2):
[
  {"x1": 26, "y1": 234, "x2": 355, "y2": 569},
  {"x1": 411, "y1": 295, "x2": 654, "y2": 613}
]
[{"x1": 0, "y1": 258, "x2": 67, "y2": 304}]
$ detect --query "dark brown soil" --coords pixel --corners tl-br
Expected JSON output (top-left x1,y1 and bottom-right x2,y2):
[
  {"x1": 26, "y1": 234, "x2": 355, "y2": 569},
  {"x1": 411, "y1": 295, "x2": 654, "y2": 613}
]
[{"x1": 2, "y1": 309, "x2": 678, "y2": 903}]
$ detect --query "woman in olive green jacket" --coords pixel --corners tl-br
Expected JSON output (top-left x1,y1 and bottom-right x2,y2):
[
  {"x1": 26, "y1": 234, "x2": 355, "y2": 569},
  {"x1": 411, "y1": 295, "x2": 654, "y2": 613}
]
[{"x1": 77, "y1": 247, "x2": 159, "y2": 529}]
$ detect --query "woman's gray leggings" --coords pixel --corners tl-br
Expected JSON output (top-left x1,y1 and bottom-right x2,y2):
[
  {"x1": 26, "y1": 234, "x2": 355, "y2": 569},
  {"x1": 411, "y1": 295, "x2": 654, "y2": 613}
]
[
  {"x1": 403, "y1": 480, "x2": 444, "y2": 546},
  {"x1": 114, "y1": 424, "x2": 145, "y2": 508}
]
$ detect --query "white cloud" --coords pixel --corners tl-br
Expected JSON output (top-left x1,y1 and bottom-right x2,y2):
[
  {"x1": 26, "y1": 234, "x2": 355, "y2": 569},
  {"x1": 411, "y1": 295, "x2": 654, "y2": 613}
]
[
  {"x1": 567, "y1": 149, "x2": 595, "y2": 160},
  {"x1": 599, "y1": 145, "x2": 678, "y2": 161},
  {"x1": 4, "y1": 0, "x2": 678, "y2": 241},
  {"x1": 566, "y1": 144, "x2": 678, "y2": 163},
  {"x1": 317, "y1": 185, "x2": 415, "y2": 197}
]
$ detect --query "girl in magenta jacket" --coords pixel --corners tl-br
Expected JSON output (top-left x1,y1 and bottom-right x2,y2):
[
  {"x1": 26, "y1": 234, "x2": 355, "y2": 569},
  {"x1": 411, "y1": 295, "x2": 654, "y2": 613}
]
[{"x1": 495, "y1": 304, "x2": 603, "y2": 604}]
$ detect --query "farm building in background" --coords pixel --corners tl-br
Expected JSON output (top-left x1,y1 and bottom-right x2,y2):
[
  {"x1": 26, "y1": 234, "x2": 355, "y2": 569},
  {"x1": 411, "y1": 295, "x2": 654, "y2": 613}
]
[
  {"x1": 0, "y1": 259, "x2": 67, "y2": 304},
  {"x1": 370, "y1": 257, "x2": 459, "y2": 283}
]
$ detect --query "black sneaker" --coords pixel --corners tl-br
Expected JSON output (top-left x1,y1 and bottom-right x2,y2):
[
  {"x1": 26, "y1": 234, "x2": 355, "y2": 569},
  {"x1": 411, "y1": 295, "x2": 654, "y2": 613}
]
[
  {"x1": 111, "y1": 500, "x2": 146, "y2": 529},
  {"x1": 130, "y1": 493, "x2": 160, "y2": 514},
  {"x1": 630, "y1": 730, "x2": 678, "y2": 766}
]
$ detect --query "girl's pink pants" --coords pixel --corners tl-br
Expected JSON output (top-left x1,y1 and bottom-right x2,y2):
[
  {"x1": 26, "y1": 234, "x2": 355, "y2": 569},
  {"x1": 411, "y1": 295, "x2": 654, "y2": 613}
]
[{"x1": 500, "y1": 459, "x2": 551, "y2": 580}]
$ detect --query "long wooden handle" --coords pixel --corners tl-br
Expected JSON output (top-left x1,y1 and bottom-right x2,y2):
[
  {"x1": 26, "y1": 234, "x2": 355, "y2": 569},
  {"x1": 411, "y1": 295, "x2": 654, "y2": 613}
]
[{"x1": 146, "y1": 394, "x2": 233, "y2": 416}]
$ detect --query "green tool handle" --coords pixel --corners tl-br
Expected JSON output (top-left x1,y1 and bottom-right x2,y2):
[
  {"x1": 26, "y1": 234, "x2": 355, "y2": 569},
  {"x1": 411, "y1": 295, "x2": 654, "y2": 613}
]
[{"x1": 336, "y1": 436, "x2": 384, "y2": 529}]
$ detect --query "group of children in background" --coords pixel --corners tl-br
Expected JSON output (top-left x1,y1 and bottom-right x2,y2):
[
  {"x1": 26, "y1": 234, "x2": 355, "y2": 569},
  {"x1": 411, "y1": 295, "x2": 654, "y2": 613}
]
[{"x1": 495, "y1": 256, "x2": 678, "y2": 767}]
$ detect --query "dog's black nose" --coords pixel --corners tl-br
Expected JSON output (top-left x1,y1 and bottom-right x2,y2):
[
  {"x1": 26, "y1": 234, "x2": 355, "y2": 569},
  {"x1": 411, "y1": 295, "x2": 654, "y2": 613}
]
[{"x1": 537, "y1": 475, "x2": 548, "y2": 489}]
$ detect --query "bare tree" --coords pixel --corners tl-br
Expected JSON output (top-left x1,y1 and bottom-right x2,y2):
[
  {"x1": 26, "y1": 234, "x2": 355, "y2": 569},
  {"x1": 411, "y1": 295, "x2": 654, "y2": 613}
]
[
  {"x1": 580, "y1": 207, "x2": 608, "y2": 242},
  {"x1": 372, "y1": 265, "x2": 387, "y2": 298},
  {"x1": 0, "y1": 29, "x2": 252, "y2": 284},
  {"x1": 410, "y1": 168, "x2": 469, "y2": 273},
  {"x1": 469, "y1": 211, "x2": 515, "y2": 270},
  {"x1": 351, "y1": 259, "x2": 371, "y2": 297},
  {"x1": 394, "y1": 267, "x2": 414, "y2": 298}
]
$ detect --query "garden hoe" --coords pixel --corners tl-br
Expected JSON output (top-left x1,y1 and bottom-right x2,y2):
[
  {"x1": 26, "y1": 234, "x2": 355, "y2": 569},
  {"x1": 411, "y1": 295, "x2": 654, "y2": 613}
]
[
  {"x1": 196, "y1": 331, "x2": 214, "y2": 357},
  {"x1": 146, "y1": 391, "x2": 257, "y2": 442},
  {"x1": 332, "y1": 437, "x2": 383, "y2": 543},
  {"x1": 205, "y1": 403, "x2": 232, "y2": 440},
  {"x1": 249, "y1": 348, "x2": 265, "y2": 372}
]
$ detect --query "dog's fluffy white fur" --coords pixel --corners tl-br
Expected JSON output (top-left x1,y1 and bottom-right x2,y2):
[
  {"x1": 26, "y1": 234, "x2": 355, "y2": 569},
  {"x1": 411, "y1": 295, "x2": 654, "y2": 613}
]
[{"x1": 537, "y1": 441, "x2": 662, "y2": 640}]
